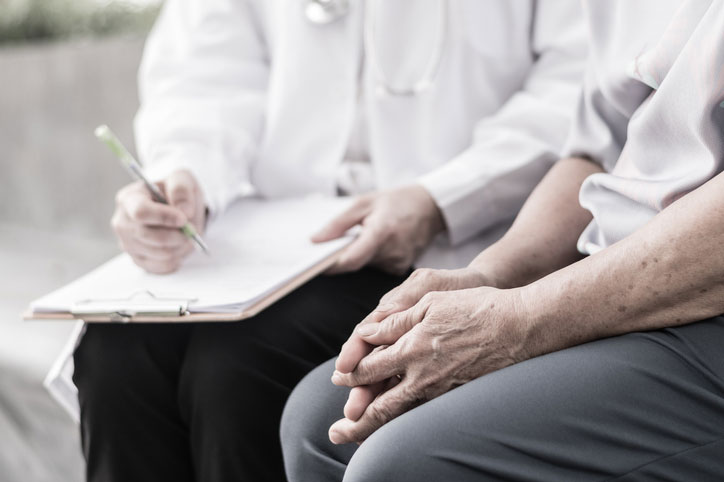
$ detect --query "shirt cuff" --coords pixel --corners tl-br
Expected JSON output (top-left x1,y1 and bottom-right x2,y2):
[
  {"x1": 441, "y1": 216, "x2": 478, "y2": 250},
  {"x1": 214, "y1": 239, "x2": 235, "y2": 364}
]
[{"x1": 417, "y1": 154, "x2": 503, "y2": 246}]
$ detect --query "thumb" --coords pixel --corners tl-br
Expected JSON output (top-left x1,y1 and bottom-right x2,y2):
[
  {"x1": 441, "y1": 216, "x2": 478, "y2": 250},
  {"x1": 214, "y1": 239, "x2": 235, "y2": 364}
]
[
  {"x1": 166, "y1": 170, "x2": 197, "y2": 220},
  {"x1": 312, "y1": 198, "x2": 371, "y2": 243},
  {"x1": 354, "y1": 306, "x2": 423, "y2": 346}
]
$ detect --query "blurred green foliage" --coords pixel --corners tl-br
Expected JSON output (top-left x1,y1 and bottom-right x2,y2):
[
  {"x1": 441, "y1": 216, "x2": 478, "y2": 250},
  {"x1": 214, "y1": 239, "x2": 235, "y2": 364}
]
[{"x1": 0, "y1": 0, "x2": 162, "y2": 44}]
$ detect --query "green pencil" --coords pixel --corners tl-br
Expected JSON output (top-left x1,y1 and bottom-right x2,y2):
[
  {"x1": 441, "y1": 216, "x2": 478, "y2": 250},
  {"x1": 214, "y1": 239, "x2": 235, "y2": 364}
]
[{"x1": 95, "y1": 124, "x2": 209, "y2": 254}]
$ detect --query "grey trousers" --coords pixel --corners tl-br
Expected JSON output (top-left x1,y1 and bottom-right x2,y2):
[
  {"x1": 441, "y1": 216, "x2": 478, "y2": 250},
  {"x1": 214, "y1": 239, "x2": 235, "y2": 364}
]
[{"x1": 281, "y1": 316, "x2": 724, "y2": 481}]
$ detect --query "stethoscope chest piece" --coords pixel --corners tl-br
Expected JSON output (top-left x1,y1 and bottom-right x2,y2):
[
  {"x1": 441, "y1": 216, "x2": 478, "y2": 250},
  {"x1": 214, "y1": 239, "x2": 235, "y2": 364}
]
[{"x1": 305, "y1": 0, "x2": 350, "y2": 25}]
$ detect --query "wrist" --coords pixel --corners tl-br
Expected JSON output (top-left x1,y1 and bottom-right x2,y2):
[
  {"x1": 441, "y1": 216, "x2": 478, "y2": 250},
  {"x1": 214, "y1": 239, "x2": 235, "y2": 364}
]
[
  {"x1": 513, "y1": 278, "x2": 579, "y2": 361},
  {"x1": 409, "y1": 184, "x2": 445, "y2": 237},
  {"x1": 481, "y1": 287, "x2": 536, "y2": 366}
]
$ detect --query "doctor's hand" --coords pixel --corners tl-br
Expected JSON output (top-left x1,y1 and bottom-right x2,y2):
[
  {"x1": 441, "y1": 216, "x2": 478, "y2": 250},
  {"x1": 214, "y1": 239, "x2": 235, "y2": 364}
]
[
  {"x1": 328, "y1": 286, "x2": 527, "y2": 445},
  {"x1": 111, "y1": 169, "x2": 207, "y2": 274},
  {"x1": 312, "y1": 185, "x2": 445, "y2": 275}
]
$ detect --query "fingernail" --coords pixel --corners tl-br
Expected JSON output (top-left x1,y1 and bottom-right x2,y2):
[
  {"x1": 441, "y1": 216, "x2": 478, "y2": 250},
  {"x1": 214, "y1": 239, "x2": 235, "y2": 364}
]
[
  {"x1": 329, "y1": 429, "x2": 342, "y2": 445},
  {"x1": 375, "y1": 303, "x2": 395, "y2": 313},
  {"x1": 356, "y1": 323, "x2": 379, "y2": 337},
  {"x1": 331, "y1": 372, "x2": 343, "y2": 385}
]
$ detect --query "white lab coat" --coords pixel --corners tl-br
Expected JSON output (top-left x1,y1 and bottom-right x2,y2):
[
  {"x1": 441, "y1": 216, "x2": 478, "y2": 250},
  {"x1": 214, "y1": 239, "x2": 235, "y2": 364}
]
[{"x1": 46, "y1": 0, "x2": 587, "y2": 421}]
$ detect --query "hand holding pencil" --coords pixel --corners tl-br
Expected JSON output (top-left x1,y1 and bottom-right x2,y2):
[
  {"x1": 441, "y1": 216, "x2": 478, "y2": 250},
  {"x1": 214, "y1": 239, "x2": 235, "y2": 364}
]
[{"x1": 97, "y1": 125, "x2": 209, "y2": 274}]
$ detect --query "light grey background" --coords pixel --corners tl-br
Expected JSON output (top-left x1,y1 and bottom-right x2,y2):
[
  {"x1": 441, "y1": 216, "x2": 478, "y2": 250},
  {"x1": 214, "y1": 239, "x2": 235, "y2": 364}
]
[{"x1": 0, "y1": 35, "x2": 146, "y2": 482}]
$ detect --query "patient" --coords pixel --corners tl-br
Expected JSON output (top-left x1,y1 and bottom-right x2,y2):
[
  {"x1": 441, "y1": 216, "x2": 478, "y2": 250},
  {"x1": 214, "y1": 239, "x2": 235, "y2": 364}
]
[{"x1": 281, "y1": 1, "x2": 724, "y2": 480}]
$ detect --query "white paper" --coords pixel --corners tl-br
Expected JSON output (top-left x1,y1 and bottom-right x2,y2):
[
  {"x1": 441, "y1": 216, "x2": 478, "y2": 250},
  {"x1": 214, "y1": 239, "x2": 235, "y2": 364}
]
[{"x1": 30, "y1": 196, "x2": 354, "y2": 315}]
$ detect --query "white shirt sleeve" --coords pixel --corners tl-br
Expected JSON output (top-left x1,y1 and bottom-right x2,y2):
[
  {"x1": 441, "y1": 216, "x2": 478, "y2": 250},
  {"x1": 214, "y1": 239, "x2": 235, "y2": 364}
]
[
  {"x1": 418, "y1": 0, "x2": 587, "y2": 246},
  {"x1": 134, "y1": 0, "x2": 269, "y2": 216}
]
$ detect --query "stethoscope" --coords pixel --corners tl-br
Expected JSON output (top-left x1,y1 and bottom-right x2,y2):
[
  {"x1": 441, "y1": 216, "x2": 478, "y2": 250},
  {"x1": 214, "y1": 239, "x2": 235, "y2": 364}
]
[{"x1": 304, "y1": 0, "x2": 447, "y2": 96}]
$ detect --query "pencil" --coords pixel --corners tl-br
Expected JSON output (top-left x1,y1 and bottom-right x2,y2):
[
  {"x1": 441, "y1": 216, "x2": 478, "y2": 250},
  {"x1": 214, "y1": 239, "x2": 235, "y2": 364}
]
[{"x1": 94, "y1": 124, "x2": 210, "y2": 254}]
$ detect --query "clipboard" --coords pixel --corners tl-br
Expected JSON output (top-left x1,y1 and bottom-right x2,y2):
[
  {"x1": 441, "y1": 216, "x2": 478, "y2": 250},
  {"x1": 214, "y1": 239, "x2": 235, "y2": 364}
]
[
  {"x1": 24, "y1": 196, "x2": 355, "y2": 324},
  {"x1": 24, "y1": 245, "x2": 343, "y2": 323}
]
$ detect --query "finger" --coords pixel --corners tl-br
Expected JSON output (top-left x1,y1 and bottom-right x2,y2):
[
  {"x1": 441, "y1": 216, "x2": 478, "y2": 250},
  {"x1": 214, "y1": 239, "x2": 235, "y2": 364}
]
[
  {"x1": 121, "y1": 236, "x2": 194, "y2": 263},
  {"x1": 329, "y1": 381, "x2": 417, "y2": 444},
  {"x1": 344, "y1": 383, "x2": 385, "y2": 421},
  {"x1": 311, "y1": 197, "x2": 372, "y2": 242},
  {"x1": 122, "y1": 190, "x2": 186, "y2": 228},
  {"x1": 382, "y1": 269, "x2": 442, "y2": 309},
  {"x1": 129, "y1": 253, "x2": 182, "y2": 274},
  {"x1": 342, "y1": 376, "x2": 401, "y2": 422},
  {"x1": 326, "y1": 224, "x2": 383, "y2": 274},
  {"x1": 134, "y1": 224, "x2": 191, "y2": 249},
  {"x1": 113, "y1": 206, "x2": 189, "y2": 253},
  {"x1": 335, "y1": 337, "x2": 374, "y2": 374},
  {"x1": 355, "y1": 302, "x2": 428, "y2": 346},
  {"x1": 335, "y1": 302, "x2": 400, "y2": 373},
  {"x1": 332, "y1": 345, "x2": 402, "y2": 387},
  {"x1": 165, "y1": 170, "x2": 197, "y2": 220}
]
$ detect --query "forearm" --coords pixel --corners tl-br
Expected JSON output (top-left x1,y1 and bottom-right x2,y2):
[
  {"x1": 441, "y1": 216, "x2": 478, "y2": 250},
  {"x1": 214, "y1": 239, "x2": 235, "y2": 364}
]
[
  {"x1": 470, "y1": 157, "x2": 603, "y2": 288},
  {"x1": 516, "y1": 171, "x2": 724, "y2": 360}
]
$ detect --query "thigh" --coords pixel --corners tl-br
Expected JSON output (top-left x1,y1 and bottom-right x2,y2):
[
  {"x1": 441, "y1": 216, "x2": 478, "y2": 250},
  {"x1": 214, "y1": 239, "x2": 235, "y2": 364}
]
[
  {"x1": 73, "y1": 323, "x2": 195, "y2": 482},
  {"x1": 180, "y1": 267, "x2": 407, "y2": 405},
  {"x1": 343, "y1": 317, "x2": 724, "y2": 482},
  {"x1": 177, "y1": 268, "x2": 406, "y2": 481},
  {"x1": 281, "y1": 358, "x2": 357, "y2": 482}
]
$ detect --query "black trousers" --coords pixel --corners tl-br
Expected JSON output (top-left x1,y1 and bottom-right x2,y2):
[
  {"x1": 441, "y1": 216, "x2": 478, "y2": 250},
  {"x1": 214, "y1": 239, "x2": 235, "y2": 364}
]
[{"x1": 72, "y1": 267, "x2": 406, "y2": 482}]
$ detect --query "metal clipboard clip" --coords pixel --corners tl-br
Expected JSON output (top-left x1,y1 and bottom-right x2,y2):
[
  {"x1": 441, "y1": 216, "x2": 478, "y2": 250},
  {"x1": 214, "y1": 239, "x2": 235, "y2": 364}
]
[{"x1": 70, "y1": 290, "x2": 196, "y2": 323}]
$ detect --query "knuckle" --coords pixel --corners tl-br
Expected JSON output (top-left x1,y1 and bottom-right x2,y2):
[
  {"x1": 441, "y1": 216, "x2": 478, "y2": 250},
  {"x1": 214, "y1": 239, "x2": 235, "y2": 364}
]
[
  {"x1": 399, "y1": 382, "x2": 426, "y2": 407},
  {"x1": 388, "y1": 312, "x2": 407, "y2": 331},
  {"x1": 353, "y1": 363, "x2": 371, "y2": 382},
  {"x1": 130, "y1": 202, "x2": 151, "y2": 221},
  {"x1": 410, "y1": 268, "x2": 432, "y2": 282},
  {"x1": 375, "y1": 219, "x2": 395, "y2": 236},
  {"x1": 419, "y1": 291, "x2": 438, "y2": 305}
]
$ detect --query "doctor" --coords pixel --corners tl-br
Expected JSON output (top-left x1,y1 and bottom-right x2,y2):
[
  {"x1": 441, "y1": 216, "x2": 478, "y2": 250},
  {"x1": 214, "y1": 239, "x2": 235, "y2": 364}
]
[{"x1": 63, "y1": 1, "x2": 586, "y2": 481}]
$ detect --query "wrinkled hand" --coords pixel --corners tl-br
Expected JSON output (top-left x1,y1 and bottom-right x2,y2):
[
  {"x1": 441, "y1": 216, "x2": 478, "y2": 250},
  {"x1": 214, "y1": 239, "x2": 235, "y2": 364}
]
[
  {"x1": 336, "y1": 268, "x2": 491, "y2": 373},
  {"x1": 328, "y1": 286, "x2": 527, "y2": 444},
  {"x1": 111, "y1": 169, "x2": 206, "y2": 274},
  {"x1": 335, "y1": 267, "x2": 490, "y2": 425},
  {"x1": 312, "y1": 185, "x2": 444, "y2": 275}
]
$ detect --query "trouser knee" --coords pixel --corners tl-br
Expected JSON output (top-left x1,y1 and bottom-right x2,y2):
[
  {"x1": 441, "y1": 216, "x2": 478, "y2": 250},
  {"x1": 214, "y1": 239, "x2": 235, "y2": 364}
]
[{"x1": 281, "y1": 359, "x2": 355, "y2": 482}]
